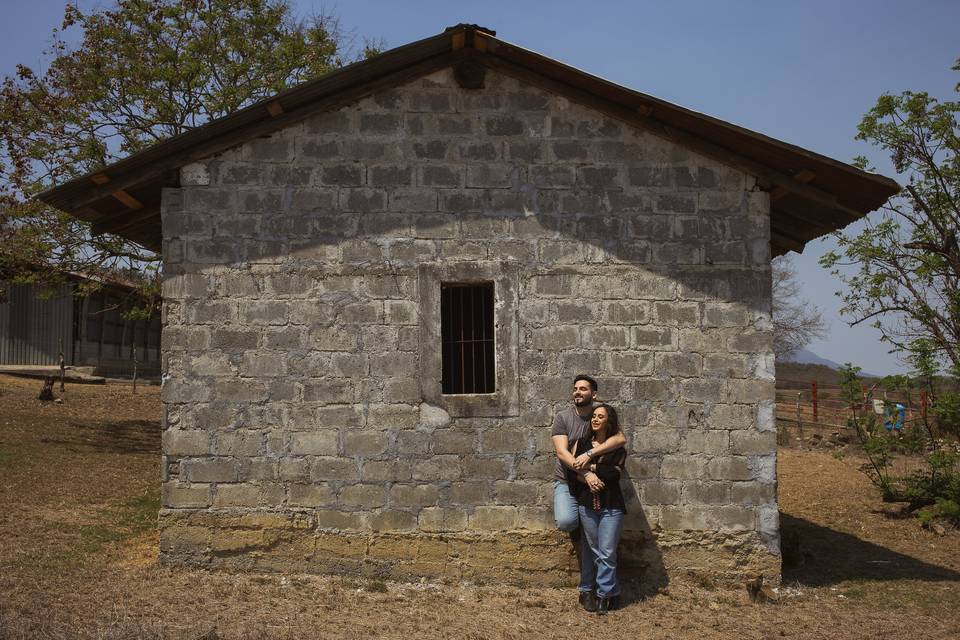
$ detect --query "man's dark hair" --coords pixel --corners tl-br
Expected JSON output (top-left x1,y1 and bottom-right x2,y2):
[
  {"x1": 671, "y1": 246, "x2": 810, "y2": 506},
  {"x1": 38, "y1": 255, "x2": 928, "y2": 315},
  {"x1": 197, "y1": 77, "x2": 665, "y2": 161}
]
[
  {"x1": 592, "y1": 403, "x2": 620, "y2": 438},
  {"x1": 573, "y1": 374, "x2": 597, "y2": 392}
]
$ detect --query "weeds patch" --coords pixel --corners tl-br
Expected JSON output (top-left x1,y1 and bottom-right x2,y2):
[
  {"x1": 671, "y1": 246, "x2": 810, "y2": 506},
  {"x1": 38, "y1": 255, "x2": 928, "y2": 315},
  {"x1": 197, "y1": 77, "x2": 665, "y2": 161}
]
[
  {"x1": 110, "y1": 491, "x2": 161, "y2": 534},
  {"x1": 365, "y1": 579, "x2": 389, "y2": 593},
  {"x1": 335, "y1": 576, "x2": 390, "y2": 593},
  {"x1": 840, "y1": 585, "x2": 867, "y2": 599},
  {"x1": 80, "y1": 491, "x2": 160, "y2": 555},
  {"x1": 11, "y1": 490, "x2": 160, "y2": 573},
  {"x1": 688, "y1": 571, "x2": 718, "y2": 591},
  {"x1": 0, "y1": 445, "x2": 22, "y2": 471}
]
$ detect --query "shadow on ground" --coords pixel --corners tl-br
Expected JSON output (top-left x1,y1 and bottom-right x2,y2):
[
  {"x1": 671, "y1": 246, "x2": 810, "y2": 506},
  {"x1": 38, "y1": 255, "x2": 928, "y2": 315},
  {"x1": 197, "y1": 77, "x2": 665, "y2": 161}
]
[
  {"x1": 781, "y1": 512, "x2": 960, "y2": 586},
  {"x1": 39, "y1": 420, "x2": 161, "y2": 455}
]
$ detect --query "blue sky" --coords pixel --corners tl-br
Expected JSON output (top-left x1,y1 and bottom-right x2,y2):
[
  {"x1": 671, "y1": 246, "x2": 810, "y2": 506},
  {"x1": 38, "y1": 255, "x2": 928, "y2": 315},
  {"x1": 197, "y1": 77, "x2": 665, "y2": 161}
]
[{"x1": 3, "y1": 1, "x2": 958, "y2": 375}]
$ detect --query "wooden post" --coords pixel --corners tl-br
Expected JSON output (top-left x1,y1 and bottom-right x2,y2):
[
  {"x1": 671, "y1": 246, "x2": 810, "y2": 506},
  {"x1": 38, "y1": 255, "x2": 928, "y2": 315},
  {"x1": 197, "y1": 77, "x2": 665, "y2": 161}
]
[
  {"x1": 796, "y1": 392, "x2": 804, "y2": 446},
  {"x1": 58, "y1": 337, "x2": 65, "y2": 392},
  {"x1": 95, "y1": 293, "x2": 105, "y2": 368},
  {"x1": 120, "y1": 315, "x2": 128, "y2": 364},
  {"x1": 811, "y1": 379, "x2": 818, "y2": 423},
  {"x1": 132, "y1": 343, "x2": 138, "y2": 395},
  {"x1": 78, "y1": 295, "x2": 89, "y2": 365}
]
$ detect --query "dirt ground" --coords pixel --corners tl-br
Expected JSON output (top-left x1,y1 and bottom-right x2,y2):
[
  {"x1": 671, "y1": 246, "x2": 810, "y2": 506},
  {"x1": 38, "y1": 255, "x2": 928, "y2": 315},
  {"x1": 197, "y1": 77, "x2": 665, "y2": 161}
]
[{"x1": 1, "y1": 373, "x2": 958, "y2": 640}]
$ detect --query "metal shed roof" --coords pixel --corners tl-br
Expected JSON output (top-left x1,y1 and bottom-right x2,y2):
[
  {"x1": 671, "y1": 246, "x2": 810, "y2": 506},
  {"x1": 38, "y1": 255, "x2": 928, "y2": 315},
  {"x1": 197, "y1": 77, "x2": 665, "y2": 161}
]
[{"x1": 37, "y1": 24, "x2": 899, "y2": 256}]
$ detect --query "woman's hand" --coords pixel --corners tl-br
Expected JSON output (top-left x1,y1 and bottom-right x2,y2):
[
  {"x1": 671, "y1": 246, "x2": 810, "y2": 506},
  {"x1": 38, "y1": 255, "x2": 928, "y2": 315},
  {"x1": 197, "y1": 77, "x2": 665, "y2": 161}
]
[
  {"x1": 572, "y1": 452, "x2": 592, "y2": 470},
  {"x1": 584, "y1": 471, "x2": 605, "y2": 493}
]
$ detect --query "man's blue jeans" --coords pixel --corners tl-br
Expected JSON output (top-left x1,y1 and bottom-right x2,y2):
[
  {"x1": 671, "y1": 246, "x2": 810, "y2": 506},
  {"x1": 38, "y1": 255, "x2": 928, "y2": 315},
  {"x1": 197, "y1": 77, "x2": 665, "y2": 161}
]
[
  {"x1": 553, "y1": 480, "x2": 580, "y2": 532},
  {"x1": 577, "y1": 505, "x2": 624, "y2": 598}
]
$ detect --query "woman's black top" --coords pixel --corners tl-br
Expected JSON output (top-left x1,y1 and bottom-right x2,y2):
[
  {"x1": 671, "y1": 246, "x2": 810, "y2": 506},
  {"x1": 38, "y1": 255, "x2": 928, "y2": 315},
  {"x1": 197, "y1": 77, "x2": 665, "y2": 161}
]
[{"x1": 566, "y1": 435, "x2": 627, "y2": 513}]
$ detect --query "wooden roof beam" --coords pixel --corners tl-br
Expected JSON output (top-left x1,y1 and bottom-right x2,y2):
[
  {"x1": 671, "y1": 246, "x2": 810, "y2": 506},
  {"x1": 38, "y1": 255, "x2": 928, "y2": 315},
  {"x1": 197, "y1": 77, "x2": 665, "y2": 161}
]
[
  {"x1": 90, "y1": 205, "x2": 160, "y2": 236},
  {"x1": 118, "y1": 221, "x2": 163, "y2": 251},
  {"x1": 771, "y1": 169, "x2": 816, "y2": 201},
  {"x1": 772, "y1": 202, "x2": 842, "y2": 234},
  {"x1": 770, "y1": 228, "x2": 807, "y2": 254},
  {"x1": 111, "y1": 189, "x2": 143, "y2": 210}
]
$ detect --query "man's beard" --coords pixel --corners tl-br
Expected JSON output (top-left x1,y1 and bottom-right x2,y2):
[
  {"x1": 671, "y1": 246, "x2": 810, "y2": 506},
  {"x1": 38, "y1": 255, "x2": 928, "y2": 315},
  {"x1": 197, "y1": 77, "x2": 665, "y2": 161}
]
[{"x1": 573, "y1": 395, "x2": 592, "y2": 406}]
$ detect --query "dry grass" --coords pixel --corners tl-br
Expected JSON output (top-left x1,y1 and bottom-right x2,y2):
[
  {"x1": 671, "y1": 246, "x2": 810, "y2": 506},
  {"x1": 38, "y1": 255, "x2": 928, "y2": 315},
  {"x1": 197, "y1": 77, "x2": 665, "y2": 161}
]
[{"x1": 1, "y1": 374, "x2": 959, "y2": 639}]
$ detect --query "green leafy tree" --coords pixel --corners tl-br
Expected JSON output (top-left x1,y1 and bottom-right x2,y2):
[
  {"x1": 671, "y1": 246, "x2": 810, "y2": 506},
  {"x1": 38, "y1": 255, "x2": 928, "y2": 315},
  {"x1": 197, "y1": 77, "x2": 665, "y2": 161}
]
[
  {"x1": 0, "y1": 0, "x2": 362, "y2": 304},
  {"x1": 820, "y1": 58, "x2": 960, "y2": 376},
  {"x1": 812, "y1": 58, "x2": 960, "y2": 524}
]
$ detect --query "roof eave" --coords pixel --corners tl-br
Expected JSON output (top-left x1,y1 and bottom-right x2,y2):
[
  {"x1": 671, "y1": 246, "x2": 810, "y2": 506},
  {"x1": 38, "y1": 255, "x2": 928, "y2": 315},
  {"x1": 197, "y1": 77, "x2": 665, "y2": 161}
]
[{"x1": 37, "y1": 23, "x2": 900, "y2": 258}]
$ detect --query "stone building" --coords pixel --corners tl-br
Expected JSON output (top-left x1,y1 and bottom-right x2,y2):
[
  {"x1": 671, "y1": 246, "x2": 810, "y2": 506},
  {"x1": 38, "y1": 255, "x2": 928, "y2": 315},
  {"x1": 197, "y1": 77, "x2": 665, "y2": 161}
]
[{"x1": 40, "y1": 25, "x2": 897, "y2": 586}]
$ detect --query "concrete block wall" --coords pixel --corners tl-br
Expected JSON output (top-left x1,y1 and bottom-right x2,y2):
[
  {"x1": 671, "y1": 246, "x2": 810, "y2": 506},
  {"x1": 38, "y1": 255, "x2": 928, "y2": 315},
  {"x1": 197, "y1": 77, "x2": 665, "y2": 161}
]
[{"x1": 159, "y1": 67, "x2": 778, "y2": 585}]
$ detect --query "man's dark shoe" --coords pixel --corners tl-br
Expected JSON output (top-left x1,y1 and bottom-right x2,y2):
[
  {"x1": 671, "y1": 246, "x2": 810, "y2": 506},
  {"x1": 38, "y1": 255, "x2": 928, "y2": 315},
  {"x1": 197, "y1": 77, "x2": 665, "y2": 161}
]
[
  {"x1": 596, "y1": 596, "x2": 611, "y2": 615},
  {"x1": 578, "y1": 591, "x2": 597, "y2": 612},
  {"x1": 608, "y1": 595, "x2": 620, "y2": 611}
]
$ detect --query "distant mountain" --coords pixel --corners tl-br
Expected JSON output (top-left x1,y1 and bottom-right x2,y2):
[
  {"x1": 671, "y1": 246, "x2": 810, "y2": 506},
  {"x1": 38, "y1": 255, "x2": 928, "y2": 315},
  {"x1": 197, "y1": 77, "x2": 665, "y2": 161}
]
[
  {"x1": 784, "y1": 348, "x2": 881, "y2": 377},
  {"x1": 787, "y1": 347, "x2": 844, "y2": 369}
]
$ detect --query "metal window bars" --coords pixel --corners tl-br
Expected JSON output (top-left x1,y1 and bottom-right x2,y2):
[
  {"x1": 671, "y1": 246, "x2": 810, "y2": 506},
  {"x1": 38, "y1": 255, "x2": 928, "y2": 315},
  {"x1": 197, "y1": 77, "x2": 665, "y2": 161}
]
[{"x1": 440, "y1": 282, "x2": 495, "y2": 394}]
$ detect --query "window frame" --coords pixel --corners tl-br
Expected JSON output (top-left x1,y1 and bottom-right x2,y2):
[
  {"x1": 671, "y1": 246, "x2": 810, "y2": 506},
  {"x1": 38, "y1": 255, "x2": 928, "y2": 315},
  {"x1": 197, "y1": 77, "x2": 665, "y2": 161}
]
[
  {"x1": 418, "y1": 261, "x2": 520, "y2": 417},
  {"x1": 440, "y1": 281, "x2": 496, "y2": 395}
]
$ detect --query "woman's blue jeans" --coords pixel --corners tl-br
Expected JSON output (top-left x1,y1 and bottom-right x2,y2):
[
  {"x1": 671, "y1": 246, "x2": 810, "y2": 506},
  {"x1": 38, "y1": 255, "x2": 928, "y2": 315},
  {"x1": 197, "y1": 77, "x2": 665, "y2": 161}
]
[{"x1": 577, "y1": 505, "x2": 624, "y2": 598}]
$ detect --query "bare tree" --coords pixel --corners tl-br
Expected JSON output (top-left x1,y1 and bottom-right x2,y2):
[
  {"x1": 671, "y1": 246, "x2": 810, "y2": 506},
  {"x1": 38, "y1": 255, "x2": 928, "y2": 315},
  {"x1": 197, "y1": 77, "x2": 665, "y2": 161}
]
[{"x1": 772, "y1": 255, "x2": 827, "y2": 360}]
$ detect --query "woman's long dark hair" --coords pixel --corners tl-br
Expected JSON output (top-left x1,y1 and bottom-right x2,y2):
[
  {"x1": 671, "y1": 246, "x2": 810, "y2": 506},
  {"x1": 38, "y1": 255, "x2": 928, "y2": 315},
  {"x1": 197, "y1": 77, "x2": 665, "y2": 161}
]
[{"x1": 592, "y1": 403, "x2": 620, "y2": 439}]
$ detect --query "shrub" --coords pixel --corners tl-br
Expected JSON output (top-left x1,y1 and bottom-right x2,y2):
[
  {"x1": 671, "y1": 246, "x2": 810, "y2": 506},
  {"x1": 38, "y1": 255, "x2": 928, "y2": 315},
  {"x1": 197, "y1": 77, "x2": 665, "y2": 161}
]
[
  {"x1": 839, "y1": 364, "x2": 960, "y2": 525},
  {"x1": 901, "y1": 450, "x2": 960, "y2": 508},
  {"x1": 935, "y1": 392, "x2": 960, "y2": 438},
  {"x1": 917, "y1": 499, "x2": 960, "y2": 526}
]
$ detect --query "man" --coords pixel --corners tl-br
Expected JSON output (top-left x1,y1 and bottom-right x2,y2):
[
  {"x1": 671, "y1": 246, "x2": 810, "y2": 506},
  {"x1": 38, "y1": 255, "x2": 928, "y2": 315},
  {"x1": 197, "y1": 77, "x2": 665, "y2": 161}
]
[{"x1": 551, "y1": 374, "x2": 627, "y2": 536}]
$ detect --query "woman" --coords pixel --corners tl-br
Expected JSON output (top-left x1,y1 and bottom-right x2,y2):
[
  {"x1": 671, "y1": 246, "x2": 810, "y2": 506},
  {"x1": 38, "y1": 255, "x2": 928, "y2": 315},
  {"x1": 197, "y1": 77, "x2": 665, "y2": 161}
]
[{"x1": 567, "y1": 403, "x2": 627, "y2": 614}]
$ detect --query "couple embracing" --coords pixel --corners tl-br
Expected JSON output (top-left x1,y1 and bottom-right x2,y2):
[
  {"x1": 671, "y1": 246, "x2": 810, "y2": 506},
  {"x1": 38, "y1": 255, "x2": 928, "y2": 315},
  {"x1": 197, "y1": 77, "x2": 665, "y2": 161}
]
[{"x1": 552, "y1": 375, "x2": 628, "y2": 615}]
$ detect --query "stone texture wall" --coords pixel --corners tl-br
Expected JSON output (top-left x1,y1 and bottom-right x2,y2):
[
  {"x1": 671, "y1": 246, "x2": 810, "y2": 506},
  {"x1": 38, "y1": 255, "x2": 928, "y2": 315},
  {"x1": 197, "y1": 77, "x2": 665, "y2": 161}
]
[{"x1": 159, "y1": 67, "x2": 778, "y2": 587}]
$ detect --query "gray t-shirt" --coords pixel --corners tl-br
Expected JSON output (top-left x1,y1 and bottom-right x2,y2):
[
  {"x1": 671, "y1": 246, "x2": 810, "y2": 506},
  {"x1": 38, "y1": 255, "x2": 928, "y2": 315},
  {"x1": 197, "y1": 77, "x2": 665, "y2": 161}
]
[{"x1": 551, "y1": 405, "x2": 594, "y2": 480}]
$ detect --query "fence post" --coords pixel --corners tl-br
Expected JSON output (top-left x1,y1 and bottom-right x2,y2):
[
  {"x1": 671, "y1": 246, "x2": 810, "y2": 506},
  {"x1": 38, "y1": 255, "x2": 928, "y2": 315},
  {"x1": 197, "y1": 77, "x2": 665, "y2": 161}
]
[
  {"x1": 796, "y1": 392, "x2": 804, "y2": 446},
  {"x1": 133, "y1": 344, "x2": 138, "y2": 395},
  {"x1": 58, "y1": 337, "x2": 65, "y2": 392},
  {"x1": 811, "y1": 379, "x2": 818, "y2": 423}
]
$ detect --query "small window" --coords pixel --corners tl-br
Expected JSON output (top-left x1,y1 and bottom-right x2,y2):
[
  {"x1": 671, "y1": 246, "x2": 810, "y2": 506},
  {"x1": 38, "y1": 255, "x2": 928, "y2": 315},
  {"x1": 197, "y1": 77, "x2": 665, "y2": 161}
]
[
  {"x1": 418, "y1": 261, "x2": 518, "y2": 417},
  {"x1": 441, "y1": 283, "x2": 495, "y2": 394}
]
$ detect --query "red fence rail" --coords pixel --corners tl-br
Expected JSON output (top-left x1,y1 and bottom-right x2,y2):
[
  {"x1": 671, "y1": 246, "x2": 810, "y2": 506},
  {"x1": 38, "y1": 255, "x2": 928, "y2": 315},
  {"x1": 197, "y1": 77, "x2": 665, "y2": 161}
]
[{"x1": 775, "y1": 379, "x2": 932, "y2": 433}]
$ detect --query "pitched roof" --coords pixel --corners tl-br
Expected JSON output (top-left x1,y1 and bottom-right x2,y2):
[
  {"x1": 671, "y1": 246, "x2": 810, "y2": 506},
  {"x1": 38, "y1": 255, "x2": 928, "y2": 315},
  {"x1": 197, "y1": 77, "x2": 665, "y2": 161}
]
[{"x1": 37, "y1": 24, "x2": 899, "y2": 256}]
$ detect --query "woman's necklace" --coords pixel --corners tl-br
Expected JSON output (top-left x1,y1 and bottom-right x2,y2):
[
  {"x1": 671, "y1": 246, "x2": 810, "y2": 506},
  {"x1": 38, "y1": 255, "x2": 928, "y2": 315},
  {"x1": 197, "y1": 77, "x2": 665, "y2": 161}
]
[{"x1": 591, "y1": 435, "x2": 605, "y2": 510}]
